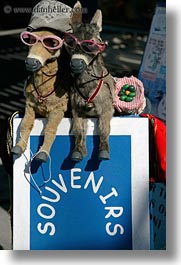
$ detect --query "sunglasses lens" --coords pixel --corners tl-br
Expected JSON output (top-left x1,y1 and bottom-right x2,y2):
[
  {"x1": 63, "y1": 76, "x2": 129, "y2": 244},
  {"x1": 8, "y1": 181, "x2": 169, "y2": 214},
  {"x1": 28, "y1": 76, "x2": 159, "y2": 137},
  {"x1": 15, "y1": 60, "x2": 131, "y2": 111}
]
[
  {"x1": 64, "y1": 35, "x2": 76, "y2": 48},
  {"x1": 43, "y1": 37, "x2": 61, "y2": 49},
  {"x1": 21, "y1": 33, "x2": 36, "y2": 45},
  {"x1": 81, "y1": 41, "x2": 100, "y2": 53}
]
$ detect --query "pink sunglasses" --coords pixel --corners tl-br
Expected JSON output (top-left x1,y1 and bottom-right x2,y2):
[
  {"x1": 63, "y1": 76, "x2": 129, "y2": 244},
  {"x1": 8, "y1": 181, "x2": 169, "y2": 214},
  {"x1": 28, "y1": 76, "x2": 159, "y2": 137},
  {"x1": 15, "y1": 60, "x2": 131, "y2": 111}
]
[
  {"x1": 20, "y1": 31, "x2": 64, "y2": 50},
  {"x1": 64, "y1": 33, "x2": 107, "y2": 54}
]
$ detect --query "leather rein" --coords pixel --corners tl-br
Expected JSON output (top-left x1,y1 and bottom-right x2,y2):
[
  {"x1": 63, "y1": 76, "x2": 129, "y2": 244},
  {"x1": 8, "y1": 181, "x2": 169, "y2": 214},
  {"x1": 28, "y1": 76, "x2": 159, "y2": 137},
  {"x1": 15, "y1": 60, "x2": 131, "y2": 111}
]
[
  {"x1": 32, "y1": 69, "x2": 59, "y2": 103},
  {"x1": 73, "y1": 70, "x2": 110, "y2": 105}
]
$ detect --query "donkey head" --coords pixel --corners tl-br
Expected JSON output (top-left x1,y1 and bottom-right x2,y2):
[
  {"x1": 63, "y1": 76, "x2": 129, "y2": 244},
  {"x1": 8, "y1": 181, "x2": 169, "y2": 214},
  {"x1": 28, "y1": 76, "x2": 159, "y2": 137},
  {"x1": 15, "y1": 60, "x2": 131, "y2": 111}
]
[
  {"x1": 20, "y1": 29, "x2": 64, "y2": 72},
  {"x1": 64, "y1": 1, "x2": 106, "y2": 75}
]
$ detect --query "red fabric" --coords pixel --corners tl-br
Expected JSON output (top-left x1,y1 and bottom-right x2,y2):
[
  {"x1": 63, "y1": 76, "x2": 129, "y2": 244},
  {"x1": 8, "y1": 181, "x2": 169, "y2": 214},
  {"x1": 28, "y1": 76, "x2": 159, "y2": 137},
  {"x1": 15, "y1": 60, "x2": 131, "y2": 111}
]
[{"x1": 140, "y1": 114, "x2": 166, "y2": 182}]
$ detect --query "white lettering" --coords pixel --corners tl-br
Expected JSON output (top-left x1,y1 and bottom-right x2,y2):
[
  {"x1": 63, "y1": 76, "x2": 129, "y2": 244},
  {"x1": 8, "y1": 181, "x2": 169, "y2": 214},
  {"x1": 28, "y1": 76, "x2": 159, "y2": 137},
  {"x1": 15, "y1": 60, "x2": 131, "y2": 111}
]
[
  {"x1": 71, "y1": 168, "x2": 81, "y2": 189},
  {"x1": 99, "y1": 188, "x2": 118, "y2": 204},
  {"x1": 37, "y1": 203, "x2": 55, "y2": 219},
  {"x1": 106, "y1": 222, "x2": 124, "y2": 236},
  {"x1": 41, "y1": 186, "x2": 61, "y2": 203},
  {"x1": 84, "y1": 172, "x2": 104, "y2": 193},
  {"x1": 105, "y1": 207, "x2": 123, "y2": 219},
  {"x1": 37, "y1": 222, "x2": 55, "y2": 236},
  {"x1": 52, "y1": 174, "x2": 67, "y2": 193},
  {"x1": 36, "y1": 169, "x2": 124, "y2": 239}
]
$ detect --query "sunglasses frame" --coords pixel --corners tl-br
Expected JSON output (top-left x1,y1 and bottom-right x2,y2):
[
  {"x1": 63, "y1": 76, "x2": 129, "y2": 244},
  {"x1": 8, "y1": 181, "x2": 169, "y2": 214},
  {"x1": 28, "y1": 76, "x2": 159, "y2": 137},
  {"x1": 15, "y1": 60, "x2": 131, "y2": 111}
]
[
  {"x1": 20, "y1": 31, "x2": 64, "y2": 50},
  {"x1": 64, "y1": 33, "x2": 107, "y2": 54}
]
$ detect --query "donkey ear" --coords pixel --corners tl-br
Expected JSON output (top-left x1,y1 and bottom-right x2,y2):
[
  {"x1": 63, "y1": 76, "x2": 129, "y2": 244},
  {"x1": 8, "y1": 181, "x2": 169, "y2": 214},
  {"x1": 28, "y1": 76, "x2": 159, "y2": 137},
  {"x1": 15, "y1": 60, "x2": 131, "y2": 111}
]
[
  {"x1": 90, "y1": 9, "x2": 102, "y2": 32},
  {"x1": 71, "y1": 1, "x2": 82, "y2": 25}
]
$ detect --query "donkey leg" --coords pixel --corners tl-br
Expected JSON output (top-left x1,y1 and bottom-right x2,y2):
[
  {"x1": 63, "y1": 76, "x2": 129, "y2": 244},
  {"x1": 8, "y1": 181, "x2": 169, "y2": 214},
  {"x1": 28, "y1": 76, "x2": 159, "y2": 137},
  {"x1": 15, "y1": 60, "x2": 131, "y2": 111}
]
[
  {"x1": 97, "y1": 112, "x2": 112, "y2": 160},
  {"x1": 71, "y1": 114, "x2": 87, "y2": 162},
  {"x1": 11, "y1": 105, "x2": 35, "y2": 155},
  {"x1": 35, "y1": 111, "x2": 64, "y2": 162}
]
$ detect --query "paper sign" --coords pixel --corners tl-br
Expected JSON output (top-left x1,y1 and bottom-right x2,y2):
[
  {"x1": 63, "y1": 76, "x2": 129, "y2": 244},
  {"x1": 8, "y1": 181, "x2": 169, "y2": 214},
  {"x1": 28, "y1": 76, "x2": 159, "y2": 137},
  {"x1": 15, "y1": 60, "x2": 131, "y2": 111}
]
[
  {"x1": 150, "y1": 183, "x2": 166, "y2": 250},
  {"x1": 138, "y1": 4, "x2": 166, "y2": 120}
]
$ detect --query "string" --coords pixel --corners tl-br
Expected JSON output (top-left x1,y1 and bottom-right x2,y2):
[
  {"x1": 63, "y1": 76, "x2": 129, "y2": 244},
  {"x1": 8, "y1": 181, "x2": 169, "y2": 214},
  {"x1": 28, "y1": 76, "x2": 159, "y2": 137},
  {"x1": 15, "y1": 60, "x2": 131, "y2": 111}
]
[{"x1": 20, "y1": 136, "x2": 52, "y2": 196}]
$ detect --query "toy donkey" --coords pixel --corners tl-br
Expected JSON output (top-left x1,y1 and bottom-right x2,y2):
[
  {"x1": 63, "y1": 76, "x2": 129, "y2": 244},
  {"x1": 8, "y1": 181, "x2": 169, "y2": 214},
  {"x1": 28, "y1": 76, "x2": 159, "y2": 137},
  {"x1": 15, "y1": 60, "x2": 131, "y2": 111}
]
[
  {"x1": 11, "y1": 29, "x2": 70, "y2": 162},
  {"x1": 64, "y1": 1, "x2": 116, "y2": 162}
]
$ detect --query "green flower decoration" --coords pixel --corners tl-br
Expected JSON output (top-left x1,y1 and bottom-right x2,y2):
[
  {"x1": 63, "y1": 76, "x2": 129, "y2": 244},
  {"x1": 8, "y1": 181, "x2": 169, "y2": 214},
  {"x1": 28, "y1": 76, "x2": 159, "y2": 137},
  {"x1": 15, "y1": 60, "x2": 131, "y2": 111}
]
[{"x1": 118, "y1": 84, "x2": 136, "y2": 102}]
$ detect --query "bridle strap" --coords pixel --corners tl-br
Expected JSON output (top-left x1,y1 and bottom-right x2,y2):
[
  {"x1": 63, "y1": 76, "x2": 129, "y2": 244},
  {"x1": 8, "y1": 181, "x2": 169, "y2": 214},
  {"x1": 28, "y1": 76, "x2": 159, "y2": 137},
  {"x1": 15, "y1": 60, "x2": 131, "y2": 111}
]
[
  {"x1": 89, "y1": 70, "x2": 110, "y2": 80},
  {"x1": 73, "y1": 53, "x2": 110, "y2": 104},
  {"x1": 40, "y1": 70, "x2": 57, "y2": 77},
  {"x1": 86, "y1": 72, "x2": 104, "y2": 103},
  {"x1": 74, "y1": 71, "x2": 106, "y2": 104},
  {"x1": 32, "y1": 71, "x2": 59, "y2": 103}
]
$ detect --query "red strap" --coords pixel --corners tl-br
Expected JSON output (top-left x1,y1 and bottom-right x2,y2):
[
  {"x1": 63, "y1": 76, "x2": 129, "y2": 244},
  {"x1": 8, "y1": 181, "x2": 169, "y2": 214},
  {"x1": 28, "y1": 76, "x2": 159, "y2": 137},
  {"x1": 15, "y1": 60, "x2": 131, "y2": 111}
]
[{"x1": 86, "y1": 72, "x2": 104, "y2": 103}]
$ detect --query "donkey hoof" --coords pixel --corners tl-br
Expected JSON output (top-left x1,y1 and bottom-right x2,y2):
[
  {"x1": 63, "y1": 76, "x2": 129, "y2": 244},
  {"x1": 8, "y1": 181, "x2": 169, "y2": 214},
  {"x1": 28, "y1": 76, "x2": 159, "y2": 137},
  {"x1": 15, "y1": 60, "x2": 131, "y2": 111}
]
[
  {"x1": 99, "y1": 150, "x2": 110, "y2": 160},
  {"x1": 11, "y1": 146, "x2": 23, "y2": 155},
  {"x1": 35, "y1": 152, "x2": 48, "y2": 163},
  {"x1": 71, "y1": 151, "x2": 83, "y2": 162}
]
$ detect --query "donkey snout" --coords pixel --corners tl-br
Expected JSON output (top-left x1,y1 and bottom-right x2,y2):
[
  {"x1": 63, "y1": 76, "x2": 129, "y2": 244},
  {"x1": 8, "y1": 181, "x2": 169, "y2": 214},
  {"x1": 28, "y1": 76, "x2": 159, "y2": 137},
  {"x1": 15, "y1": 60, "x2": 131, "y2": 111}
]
[
  {"x1": 25, "y1": 58, "x2": 42, "y2": 72},
  {"x1": 70, "y1": 59, "x2": 86, "y2": 74}
]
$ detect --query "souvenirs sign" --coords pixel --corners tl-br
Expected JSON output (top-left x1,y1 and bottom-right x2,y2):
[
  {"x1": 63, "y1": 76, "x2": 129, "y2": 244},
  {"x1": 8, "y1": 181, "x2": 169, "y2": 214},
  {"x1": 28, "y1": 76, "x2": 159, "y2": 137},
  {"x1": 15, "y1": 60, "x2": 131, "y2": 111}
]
[{"x1": 13, "y1": 117, "x2": 149, "y2": 250}]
